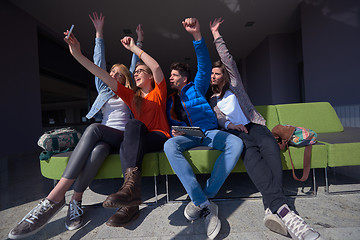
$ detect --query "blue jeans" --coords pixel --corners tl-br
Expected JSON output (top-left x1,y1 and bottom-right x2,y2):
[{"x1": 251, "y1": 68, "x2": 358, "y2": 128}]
[{"x1": 163, "y1": 129, "x2": 243, "y2": 206}]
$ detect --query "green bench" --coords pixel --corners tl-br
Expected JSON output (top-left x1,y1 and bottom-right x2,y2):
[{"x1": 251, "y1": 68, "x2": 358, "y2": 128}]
[
  {"x1": 275, "y1": 102, "x2": 360, "y2": 193},
  {"x1": 158, "y1": 104, "x2": 327, "y2": 200},
  {"x1": 40, "y1": 102, "x2": 359, "y2": 202},
  {"x1": 40, "y1": 152, "x2": 160, "y2": 204}
]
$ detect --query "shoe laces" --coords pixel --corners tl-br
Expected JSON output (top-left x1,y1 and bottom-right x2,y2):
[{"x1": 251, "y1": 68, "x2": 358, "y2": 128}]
[
  {"x1": 123, "y1": 167, "x2": 138, "y2": 188},
  {"x1": 283, "y1": 211, "x2": 313, "y2": 238},
  {"x1": 68, "y1": 200, "x2": 83, "y2": 221},
  {"x1": 200, "y1": 207, "x2": 210, "y2": 219},
  {"x1": 21, "y1": 199, "x2": 53, "y2": 224}
]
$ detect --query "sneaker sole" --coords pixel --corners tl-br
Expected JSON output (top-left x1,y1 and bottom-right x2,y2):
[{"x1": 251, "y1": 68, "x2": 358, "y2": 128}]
[
  {"x1": 264, "y1": 217, "x2": 288, "y2": 236},
  {"x1": 102, "y1": 199, "x2": 142, "y2": 208},
  {"x1": 8, "y1": 203, "x2": 65, "y2": 239},
  {"x1": 65, "y1": 218, "x2": 84, "y2": 231},
  {"x1": 207, "y1": 218, "x2": 221, "y2": 240},
  {"x1": 105, "y1": 211, "x2": 140, "y2": 227}
]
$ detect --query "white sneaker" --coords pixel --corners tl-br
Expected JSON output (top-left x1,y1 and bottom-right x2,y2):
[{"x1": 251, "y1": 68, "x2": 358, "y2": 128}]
[
  {"x1": 277, "y1": 204, "x2": 321, "y2": 240},
  {"x1": 184, "y1": 201, "x2": 202, "y2": 221},
  {"x1": 264, "y1": 208, "x2": 288, "y2": 236},
  {"x1": 200, "y1": 201, "x2": 221, "y2": 240}
]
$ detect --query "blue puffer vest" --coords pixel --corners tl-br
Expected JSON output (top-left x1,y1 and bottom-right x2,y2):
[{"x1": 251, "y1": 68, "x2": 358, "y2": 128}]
[{"x1": 166, "y1": 38, "x2": 218, "y2": 133}]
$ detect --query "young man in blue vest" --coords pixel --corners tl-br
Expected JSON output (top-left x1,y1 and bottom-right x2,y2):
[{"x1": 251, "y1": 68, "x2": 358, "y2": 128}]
[{"x1": 164, "y1": 17, "x2": 244, "y2": 240}]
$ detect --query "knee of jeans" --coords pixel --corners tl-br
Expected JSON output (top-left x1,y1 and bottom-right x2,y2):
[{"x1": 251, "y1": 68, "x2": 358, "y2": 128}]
[
  {"x1": 258, "y1": 136, "x2": 279, "y2": 152},
  {"x1": 228, "y1": 135, "x2": 244, "y2": 151},
  {"x1": 163, "y1": 139, "x2": 173, "y2": 153},
  {"x1": 126, "y1": 119, "x2": 145, "y2": 129},
  {"x1": 83, "y1": 123, "x2": 102, "y2": 138},
  {"x1": 164, "y1": 138, "x2": 181, "y2": 153},
  {"x1": 91, "y1": 142, "x2": 110, "y2": 162},
  {"x1": 125, "y1": 119, "x2": 147, "y2": 134}
]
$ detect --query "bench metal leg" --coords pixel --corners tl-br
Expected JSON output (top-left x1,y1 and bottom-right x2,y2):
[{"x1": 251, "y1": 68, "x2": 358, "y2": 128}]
[
  {"x1": 325, "y1": 167, "x2": 329, "y2": 193},
  {"x1": 154, "y1": 175, "x2": 158, "y2": 205},
  {"x1": 312, "y1": 168, "x2": 317, "y2": 196},
  {"x1": 166, "y1": 174, "x2": 169, "y2": 203},
  {"x1": 53, "y1": 179, "x2": 58, "y2": 188}
]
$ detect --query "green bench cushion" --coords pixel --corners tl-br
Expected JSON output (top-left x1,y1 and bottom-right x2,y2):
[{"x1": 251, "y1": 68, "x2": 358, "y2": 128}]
[
  {"x1": 318, "y1": 127, "x2": 360, "y2": 167},
  {"x1": 254, "y1": 105, "x2": 279, "y2": 130},
  {"x1": 158, "y1": 142, "x2": 327, "y2": 176},
  {"x1": 40, "y1": 152, "x2": 159, "y2": 180},
  {"x1": 276, "y1": 102, "x2": 343, "y2": 133},
  {"x1": 158, "y1": 147, "x2": 246, "y2": 175},
  {"x1": 280, "y1": 143, "x2": 328, "y2": 169}
]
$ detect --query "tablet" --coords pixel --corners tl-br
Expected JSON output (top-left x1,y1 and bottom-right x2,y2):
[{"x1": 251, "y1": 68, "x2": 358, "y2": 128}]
[{"x1": 171, "y1": 126, "x2": 206, "y2": 138}]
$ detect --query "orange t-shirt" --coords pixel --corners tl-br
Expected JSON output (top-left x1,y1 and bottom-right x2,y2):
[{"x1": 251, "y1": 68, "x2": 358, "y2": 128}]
[{"x1": 115, "y1": 79, "x2": 170, "y2": 138}]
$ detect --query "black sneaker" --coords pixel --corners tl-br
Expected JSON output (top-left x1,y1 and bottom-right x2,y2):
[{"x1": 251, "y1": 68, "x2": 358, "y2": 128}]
[
  {"x1": 65, "y1": 199, "x2": 84, "y2": 230},
  {"x1": 8, "y1": 198, "x2": 65, "y2": 239}
]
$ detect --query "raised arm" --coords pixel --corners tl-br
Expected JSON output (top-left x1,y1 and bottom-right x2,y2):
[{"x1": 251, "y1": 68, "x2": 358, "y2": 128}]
[
  {"x1": 182, "y1": 18, "x2": 202, "y2": 41},
  {"x1": 89, "y1": 12, "x2": 104, "y2": 39},
  {"x1": 210, "y1": 18, "x2": 242, "y2": 89},
  {"x1": 64, "y1": 31, "x2": 118, "y2": 91},
  {"x1": 89, "y1": 12, "x2": 108, "y2": 92},
  {"x1": 121, "y1": 36, "x2": 164, "y2": 85},
  {"x1": 209, "y1": 17, "x2": 223, "y2": 41},
  {"x1": 129, "y1": 24, "x2": 144, "y2": 74},
  {"x1": 183, "y1": 18, "x2": 212, "y2": 96}
]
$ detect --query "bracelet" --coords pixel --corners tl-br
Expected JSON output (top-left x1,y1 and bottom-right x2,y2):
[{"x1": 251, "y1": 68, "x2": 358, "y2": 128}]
[
  {"x1": 139, "y1": 50, "x2": 145, "y2": 59},
  {"x1": 136, "y1": 41, "x2": 143, "y2": 47}
]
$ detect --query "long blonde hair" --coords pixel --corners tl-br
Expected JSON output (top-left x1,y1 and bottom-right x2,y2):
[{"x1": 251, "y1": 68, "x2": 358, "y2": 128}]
[{"x1": 110, "y1": 63, "x2": 135, "y2": 90}]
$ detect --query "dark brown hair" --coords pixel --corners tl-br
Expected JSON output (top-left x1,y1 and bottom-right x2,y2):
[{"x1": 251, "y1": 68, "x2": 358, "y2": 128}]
[
  {"x1": 211, "y1": 60, "x2": 230, "y2": 99},
  {"x1": 170, "y1": 62, "x2": 191, "y2": 82}
]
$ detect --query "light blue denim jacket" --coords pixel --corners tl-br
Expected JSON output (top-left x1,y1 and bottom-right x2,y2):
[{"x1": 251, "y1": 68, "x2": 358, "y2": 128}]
[{"x1": 86, "y1": 38, "x2": 140, "y2": 119}]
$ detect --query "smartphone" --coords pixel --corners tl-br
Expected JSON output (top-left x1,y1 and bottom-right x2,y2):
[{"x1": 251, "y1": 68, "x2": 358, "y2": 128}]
[{"x1": 66, "y1": 24, "x2": 74, "y2": 39}]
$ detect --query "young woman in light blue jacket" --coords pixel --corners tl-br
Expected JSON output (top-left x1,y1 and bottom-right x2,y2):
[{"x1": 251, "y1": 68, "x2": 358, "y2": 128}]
[{"x1": 9, "y1": 12, "x2": 144, "y2": 240}]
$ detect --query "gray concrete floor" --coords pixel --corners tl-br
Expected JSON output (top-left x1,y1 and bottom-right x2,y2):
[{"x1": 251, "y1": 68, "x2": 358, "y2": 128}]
[{"x1": 1, "y1": 153, "x2": 360, "y2": 240}]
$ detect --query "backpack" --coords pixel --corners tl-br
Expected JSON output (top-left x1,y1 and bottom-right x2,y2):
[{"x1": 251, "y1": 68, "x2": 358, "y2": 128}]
[
  {"x1": 38, "y1": 127, "x2": 81, "y2": 160},
  {"x1": 271, "y1": 124, "x2": 317, "y2": 182}
]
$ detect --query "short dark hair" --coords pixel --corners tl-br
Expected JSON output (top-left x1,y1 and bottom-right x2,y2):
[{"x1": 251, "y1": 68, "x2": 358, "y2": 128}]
[{"x1": 170, "y1": 62, "x2": 191, "y2": 82}]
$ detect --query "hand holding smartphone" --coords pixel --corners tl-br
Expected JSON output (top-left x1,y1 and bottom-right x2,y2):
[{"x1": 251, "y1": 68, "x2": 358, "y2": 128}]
[{"x1": 66, "y1": 24, "x2": 75, "y2": 39}]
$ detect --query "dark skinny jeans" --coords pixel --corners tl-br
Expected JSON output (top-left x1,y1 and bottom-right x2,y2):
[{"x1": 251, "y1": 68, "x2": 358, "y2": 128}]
[
  {"x1": 227, "y1": 123, "x2": 287, "y2": 213},
  {"x1": 62, "y1": 120, "x2": 168, "y2": 192},
  {"x1": 119, "y1": 119, "x2": 168, "y2": 175},
  {"x1": 62, "y1": 123, "x2": 124, "y2": 193}
]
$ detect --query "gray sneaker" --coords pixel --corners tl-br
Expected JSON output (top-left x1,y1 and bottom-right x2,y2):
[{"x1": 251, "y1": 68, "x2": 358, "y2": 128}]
[
  {"x1": 200, "y1": 201, "x2": 221, "y2": 240},
  {"x1": 8, "y1": 198, "x2": 65, "y2": 239},
  {"x1": 184, "y1": 201, "x2": 202, "y2": 221},
  {"x1": 264, "y1": 208, "x2": 288, "y2": 236},
  {"x1": 65, "y1": 199, "x2": 84, "y2": 230},
  {"x1": 277, "y1": 204, "x2": 321, "y2": 240}
]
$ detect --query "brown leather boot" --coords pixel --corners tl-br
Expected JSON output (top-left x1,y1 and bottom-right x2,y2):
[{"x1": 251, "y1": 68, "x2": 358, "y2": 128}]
[
  {"x1": 103, "y1": 167, "x2": 142, "y2": 208},
  {"x1": 106, "y1": 206, "x2": 140, "y2": 227}
]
